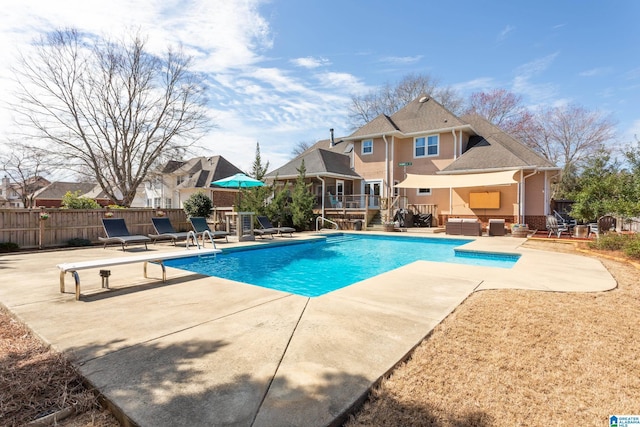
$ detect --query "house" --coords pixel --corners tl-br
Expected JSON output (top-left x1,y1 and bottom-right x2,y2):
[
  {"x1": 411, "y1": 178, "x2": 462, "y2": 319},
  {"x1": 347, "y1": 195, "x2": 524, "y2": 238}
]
[
  {"x1": 267, "y1": 95, "x2": 560, "y2": 230},
  {"x1": 31, "y1": 181, "x2": 113, "y2": 208},
  {"x1": 0, "y1": 176, "x2": 51, "y2": 208},
  {"x1": 142, "y1": 155, "x2": 244, "y2": 210}
]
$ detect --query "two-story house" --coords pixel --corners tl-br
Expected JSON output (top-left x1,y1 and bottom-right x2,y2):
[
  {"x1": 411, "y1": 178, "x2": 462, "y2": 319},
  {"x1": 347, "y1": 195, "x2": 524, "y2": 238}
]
[{"x1": 267, "y1": 95, "x2": 560, "y2": 230}]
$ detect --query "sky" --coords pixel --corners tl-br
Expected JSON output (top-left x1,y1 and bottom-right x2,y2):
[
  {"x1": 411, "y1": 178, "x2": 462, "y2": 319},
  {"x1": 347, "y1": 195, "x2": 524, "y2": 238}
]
[{"x1": 0, "y1": 0, "x2": 639, "y2": 178}]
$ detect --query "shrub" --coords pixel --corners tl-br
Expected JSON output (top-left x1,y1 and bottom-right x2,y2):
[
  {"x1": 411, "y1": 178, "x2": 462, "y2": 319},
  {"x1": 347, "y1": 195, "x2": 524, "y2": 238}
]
[
  {"x1": 183, "y1": 191, "x2": 213, "y2": 218},
  {"x1": 67, "y1": 238, "x2": 92, "y2": 247},
  {"x1": 588, "y1": 233, "x2": 627, "y2": 251},
  {"x1": 61, "y1": 191, "x2": 101, "y2": 209},
  {"x1": 0, "y1": 242, "x2": 20, "y2": 253},
  {"x1": 623, "y1": 236, "x2": 640, "y2": 259}
]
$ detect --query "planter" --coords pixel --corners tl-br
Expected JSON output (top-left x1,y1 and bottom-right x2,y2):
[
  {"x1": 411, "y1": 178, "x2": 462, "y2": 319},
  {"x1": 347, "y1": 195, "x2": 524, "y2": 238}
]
[
  {"x1": 511, "y1": 226, "x2": 529, "y2": 238},
  {"x1": 574, "y1": 224, "x2": 588, "y2": 238},
  {"x1": 383, "y1": 224, "x2": 396, "y2": 232}
]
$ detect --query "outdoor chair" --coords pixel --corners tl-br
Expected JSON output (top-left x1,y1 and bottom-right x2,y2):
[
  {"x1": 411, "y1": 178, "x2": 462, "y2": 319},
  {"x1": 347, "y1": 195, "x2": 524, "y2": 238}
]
[
  {"x1": 257, "y1": 216, "x2": 295, "y2": 237},
  {"x1": 189, "y1": 217, "x2": 229, "y2": 245},
  {"x1": 328, "y1": 193, "x2": 342, "y2": 208},
  {"x1": 488, "y1": 219, "x2": 506, "y2": 236},
  {"x1": 149, "y1": 217, "x2": 198, "y2": 246},
  {"x1": 597, "y1": 215, "x2": 616, "y2": 236},
  {"x1": 546, "y1": 215, "x2": 569, "y2": 238},
  {"x1": 99, "y1": 218, "x2": 150, "y2": 251}
]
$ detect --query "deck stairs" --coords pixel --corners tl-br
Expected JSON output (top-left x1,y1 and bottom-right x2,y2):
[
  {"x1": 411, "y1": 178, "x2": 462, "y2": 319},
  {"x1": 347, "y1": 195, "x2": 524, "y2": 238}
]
[{"x1": 366, "y1": 212, "x2": 385, "y2": 231}]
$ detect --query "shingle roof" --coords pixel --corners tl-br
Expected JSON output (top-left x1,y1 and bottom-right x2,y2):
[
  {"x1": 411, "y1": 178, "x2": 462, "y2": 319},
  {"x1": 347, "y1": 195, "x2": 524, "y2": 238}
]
[
  {"x1": 347, "y1": 96, "x2": 468, "y2": 139},
  {"x1": 33, "y1": 182, "x2": 105, "y2": 199},
  {"x1": 440, "y1": 114, "x2": 558, "y2": 173},
  {"x1": 265, "y1": 148, "x2": 361, "y2": 179},
  {"x1": 160, "y1": 156, "x2": 244, "y2": 188}
]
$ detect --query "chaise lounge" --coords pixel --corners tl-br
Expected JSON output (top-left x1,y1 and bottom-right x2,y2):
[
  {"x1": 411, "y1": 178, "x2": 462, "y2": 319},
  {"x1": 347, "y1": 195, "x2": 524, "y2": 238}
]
[
  {"x1": 149, "y1": 217, "x2": 198, "y2": 246},
  {"x1": 189, "y1": 217, "x2": 230, "y2": 244},
  {"x1": 257, "y1": 216, "x2": 295, "y2": 237},
  {"x1": 99, "y1": 218, "x2": 151, "y2": 251}
]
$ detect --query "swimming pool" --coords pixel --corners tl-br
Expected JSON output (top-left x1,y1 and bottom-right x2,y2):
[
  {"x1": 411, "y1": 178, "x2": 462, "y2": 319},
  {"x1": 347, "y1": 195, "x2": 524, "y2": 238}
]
[{"x1": 164, "y1": 234, "x2": 520, "y2": 297}]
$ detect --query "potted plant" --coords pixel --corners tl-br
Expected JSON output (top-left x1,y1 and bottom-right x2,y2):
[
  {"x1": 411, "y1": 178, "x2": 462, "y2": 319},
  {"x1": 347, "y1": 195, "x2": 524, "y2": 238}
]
[
  {"x1": 382, "y1": 220, "x2": 396, "y2": 232},
  {"x1": 39, "y1": 212, "x2": 49, "y2": 220}
]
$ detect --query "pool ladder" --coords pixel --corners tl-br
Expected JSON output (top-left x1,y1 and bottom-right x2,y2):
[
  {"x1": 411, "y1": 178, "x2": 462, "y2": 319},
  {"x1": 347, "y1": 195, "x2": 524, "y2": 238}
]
[{"x1": 316, "y1": 216, "x2": 339, "y2": 231}]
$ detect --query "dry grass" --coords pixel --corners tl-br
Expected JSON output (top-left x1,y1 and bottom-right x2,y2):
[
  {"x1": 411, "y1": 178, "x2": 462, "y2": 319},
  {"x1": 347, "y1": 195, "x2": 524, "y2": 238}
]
[
  {"x1": 0, "y1": 305, "x2": 119, "y2": 427},
  {"x1": 345, "y1": 240, "x2": 640, "y2": 426}
]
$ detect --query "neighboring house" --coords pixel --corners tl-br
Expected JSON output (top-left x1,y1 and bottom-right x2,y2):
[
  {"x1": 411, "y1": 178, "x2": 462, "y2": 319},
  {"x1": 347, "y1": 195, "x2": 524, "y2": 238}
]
[
  {"x1": 0, "y1": 176, "x2": 51, "y2": 208},
  {"x1": 31, "y1": 181, "x2": 113, "y2": 208},
  {"x1": 267, "y1": 95, "x2": 560, "y2": 229},
  {"x1": 142, "y1": 155, "x2": 244, "y2": 210}
]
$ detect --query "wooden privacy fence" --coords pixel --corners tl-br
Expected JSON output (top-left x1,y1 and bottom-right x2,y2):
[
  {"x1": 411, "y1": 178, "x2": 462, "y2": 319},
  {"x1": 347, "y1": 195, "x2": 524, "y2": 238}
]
[{"x1": 0, "y1": 208, "x2": 190, "y2": 249}]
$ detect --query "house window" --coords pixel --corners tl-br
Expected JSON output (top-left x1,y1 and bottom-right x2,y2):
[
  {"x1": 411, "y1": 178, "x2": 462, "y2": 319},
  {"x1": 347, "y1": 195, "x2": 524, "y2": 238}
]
[
  {"x1": 362, "y1": 139, "x2": 373, "y2": 155},
  {"x1": 176, "y1": 175, "x2": 184, "y2": 186},
  {"x1": 417, "y1": 188, "x2": 432, "y2": 196},
  {"x1": 414, "y1": 135, "x2": 439, "y2": 157},
  {"x1": 165, "y1": 198, "x2": 172, "y2": 209}
]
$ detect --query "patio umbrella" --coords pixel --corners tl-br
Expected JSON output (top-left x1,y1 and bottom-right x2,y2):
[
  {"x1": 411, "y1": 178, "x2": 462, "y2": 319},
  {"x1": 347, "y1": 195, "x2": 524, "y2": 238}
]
[{"x1": 211, "y1": 173, "x2": 264, "y2": 188}]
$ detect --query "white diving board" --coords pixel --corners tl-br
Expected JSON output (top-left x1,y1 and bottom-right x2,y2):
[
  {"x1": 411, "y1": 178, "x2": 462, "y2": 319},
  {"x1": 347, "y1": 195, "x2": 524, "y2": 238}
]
[{"x1": 57, "y1": 248, "x2": 221, "y2": 300}]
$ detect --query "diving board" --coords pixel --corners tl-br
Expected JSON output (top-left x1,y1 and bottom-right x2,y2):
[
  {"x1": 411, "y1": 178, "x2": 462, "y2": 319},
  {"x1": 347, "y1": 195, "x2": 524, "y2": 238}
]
[{"x1": 57, "y1": 248, "x2": 220, "y2": 300}]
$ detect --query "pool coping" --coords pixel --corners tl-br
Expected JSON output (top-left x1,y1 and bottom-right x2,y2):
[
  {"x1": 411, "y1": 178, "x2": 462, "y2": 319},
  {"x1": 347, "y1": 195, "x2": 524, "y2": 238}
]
[{"x1": 0, "y1": 231, "x2": 617, "y2": 426}]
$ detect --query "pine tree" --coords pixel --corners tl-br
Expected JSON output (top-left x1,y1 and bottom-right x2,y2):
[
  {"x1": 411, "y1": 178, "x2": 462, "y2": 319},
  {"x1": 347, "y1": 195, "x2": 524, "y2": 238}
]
[{"x1": 290, "y1": 160, "x2": 316, "y2": 230}]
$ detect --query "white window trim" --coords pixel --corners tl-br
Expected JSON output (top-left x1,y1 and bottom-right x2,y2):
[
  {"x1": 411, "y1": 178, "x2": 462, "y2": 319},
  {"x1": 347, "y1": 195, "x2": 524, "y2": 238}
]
[
  {"x1": 417, "y1": 188, "x2": 432, "y2": 196},
  {"x1": 361, "y1": 139, "x2": 373, "y2": 155},
  {"x1": 413, "y1": 134, "x2": 439, "y2": 158}
]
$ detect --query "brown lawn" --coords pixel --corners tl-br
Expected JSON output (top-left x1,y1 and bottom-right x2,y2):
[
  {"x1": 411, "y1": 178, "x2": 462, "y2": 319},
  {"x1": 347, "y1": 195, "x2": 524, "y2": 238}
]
[
  {"x1": 345, "y1": 239, "x2": 640, "y2": 426},
  {"x1": 1, "y1": 240, "x2": 638, "y2": 426}
]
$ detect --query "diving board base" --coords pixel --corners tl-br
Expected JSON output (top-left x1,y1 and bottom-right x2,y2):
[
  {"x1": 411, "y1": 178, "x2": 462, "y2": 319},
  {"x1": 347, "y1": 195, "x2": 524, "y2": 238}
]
[{"x1": 57, "y1": 248, "x2": 220, "y2": 300}]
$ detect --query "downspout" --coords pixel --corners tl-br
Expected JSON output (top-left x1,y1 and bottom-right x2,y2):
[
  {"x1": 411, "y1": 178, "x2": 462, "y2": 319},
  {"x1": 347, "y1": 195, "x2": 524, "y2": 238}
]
[
  {"x1": 383, "y1": 135, "x2": 389, "y2": 197},
  {"x1": 451, "y1": 129, "x2": 457, "y2": 159},
  {"x1": 319, "y1": 177, "x2": 326, "y2": 218}
]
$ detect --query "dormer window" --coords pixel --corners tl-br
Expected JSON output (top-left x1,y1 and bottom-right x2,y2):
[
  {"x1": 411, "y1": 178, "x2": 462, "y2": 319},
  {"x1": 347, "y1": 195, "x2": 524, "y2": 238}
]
[{"x1": 362, "y1": 139, "x2": 373, "y2": 155}]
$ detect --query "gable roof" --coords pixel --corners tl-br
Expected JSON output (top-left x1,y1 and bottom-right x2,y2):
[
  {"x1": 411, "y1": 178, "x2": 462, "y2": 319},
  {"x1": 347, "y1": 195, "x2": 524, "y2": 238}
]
[
  {"x1": 265, "y1": 148, "x2": 361, "y2": 180},
  {"x1": 347, "y1": 96, "x2": 470, "y2": 140},
  {"x1": 160, "y1": 156, "x2": 244, "y2": 188},
  {"x1": 440, "y1": 114, "x2": 558, "y2": 173},
  {"x1": 32, "y1": 181, "x2": 109, "y2": 200}
]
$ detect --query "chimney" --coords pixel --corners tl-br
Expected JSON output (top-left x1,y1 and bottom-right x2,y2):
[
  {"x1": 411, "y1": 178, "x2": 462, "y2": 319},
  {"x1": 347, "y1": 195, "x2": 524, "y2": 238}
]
[{"x1": 330, "y1": 128, "x2": 335, "y2": 147}]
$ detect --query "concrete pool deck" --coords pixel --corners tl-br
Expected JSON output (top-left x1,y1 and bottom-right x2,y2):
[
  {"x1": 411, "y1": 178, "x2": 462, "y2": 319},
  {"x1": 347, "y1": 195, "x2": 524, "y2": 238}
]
[{"x1": 0, "y1": 232, "x2": 616, "y2": 426}]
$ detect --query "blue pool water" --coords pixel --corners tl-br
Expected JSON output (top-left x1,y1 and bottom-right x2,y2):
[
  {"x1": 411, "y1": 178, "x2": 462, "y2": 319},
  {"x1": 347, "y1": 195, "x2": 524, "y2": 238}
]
[{"x1": 164, "y1": 234, "x2": 520, "y2": 297}]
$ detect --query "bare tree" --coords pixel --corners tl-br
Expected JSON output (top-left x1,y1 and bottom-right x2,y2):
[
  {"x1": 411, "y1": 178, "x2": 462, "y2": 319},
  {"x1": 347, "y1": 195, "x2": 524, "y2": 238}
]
[
  {"x1": 463, "y1": 89, "x2": 535, "y2": 140},
  {"x1": 0, "y1": 144, "x2": 50, "y2": 208},
  {"x1": 348, "y1": 73, "x2": 463, "y2": 129},
  {"x1": 290, "y1": 140, "x2": 314, "y2": 158},
  {"x1": 12, "y1": 29, "x2": 211, "y2": 206},
  {"x1": 522, "y1": 104, "x2": 616, "y2": 170}
]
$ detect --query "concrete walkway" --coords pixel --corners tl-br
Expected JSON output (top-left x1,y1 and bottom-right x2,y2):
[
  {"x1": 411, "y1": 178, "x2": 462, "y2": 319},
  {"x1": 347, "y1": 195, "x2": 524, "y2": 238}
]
[{"x1": 0, "y1": 233, "x2": 616, "y2": 426}]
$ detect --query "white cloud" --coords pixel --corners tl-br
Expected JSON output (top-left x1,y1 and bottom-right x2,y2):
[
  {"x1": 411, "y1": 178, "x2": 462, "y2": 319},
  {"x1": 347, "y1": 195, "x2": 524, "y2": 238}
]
[
  {"x1": 511, "y1": 53, "x2": 560, "y2": 102},
  {"x1": 452, "y1": 77, "x2": 497, "y2": 93},
  {"x1": 579, "y1": 67, "x2": 612, "y2": 77},
  {"x1": 378, "y1": 55, "x2": 423, "y2": 65},
  {"x1": 497, "y1": 25, "x2": 515, "y2": 42},
  {"x1": 291, "y1": 56, "x2": 330, "y2": 69}
]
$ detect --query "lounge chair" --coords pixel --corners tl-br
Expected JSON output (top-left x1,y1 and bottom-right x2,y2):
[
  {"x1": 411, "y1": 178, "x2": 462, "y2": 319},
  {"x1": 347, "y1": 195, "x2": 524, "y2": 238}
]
[
  {"x1": 189, "y1": 217, "x2": 229, "y2": 245},
  {"x1": 597, "y1": 215, "x2": 616, "y2": 236},
  {"x1": 99, "y1": 218, "x2": 151, "y2": 251},
  {"x1": 149, "y1": 217, "x2": 198, "y2": 246},
  {"x1": 257, "y1": 216, "x2": 295, "y2": 237},
  {"x1": 546, "y1": 215, "x2": 569, "y2": 238}
]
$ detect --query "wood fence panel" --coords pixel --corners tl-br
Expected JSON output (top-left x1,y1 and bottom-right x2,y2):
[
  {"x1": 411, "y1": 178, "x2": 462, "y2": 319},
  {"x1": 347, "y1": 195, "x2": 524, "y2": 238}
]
[{"x1": 0, "y1": 209, "x2": 189, "y2": 249}]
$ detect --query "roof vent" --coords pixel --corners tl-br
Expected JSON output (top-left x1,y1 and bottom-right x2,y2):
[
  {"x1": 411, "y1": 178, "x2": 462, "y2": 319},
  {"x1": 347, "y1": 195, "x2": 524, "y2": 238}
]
[{"x1": 419, "y1": 96, "x2": 429, "y2": 103}]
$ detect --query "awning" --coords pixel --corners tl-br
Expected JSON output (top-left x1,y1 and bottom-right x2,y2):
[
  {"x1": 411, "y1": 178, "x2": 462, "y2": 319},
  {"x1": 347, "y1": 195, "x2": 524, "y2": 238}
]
[{"x1": 396, "y1": 170, "x2": 519, "y2": 189}]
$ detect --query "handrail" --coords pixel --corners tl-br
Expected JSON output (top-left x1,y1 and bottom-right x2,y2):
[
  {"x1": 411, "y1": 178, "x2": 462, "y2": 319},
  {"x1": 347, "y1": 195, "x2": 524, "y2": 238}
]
[
  {"x1": 185, "y1": 230, "x2": 200, "y2": 249},
  {"x1": 316, "y1": 216, "x2": 339, "y2": 231}
]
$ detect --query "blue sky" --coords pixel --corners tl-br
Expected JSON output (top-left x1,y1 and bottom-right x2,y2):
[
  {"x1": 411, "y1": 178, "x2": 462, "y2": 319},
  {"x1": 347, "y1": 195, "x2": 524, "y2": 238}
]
[{"x1": 1, "y1": 0, "x2": 638, "y2": 176}]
